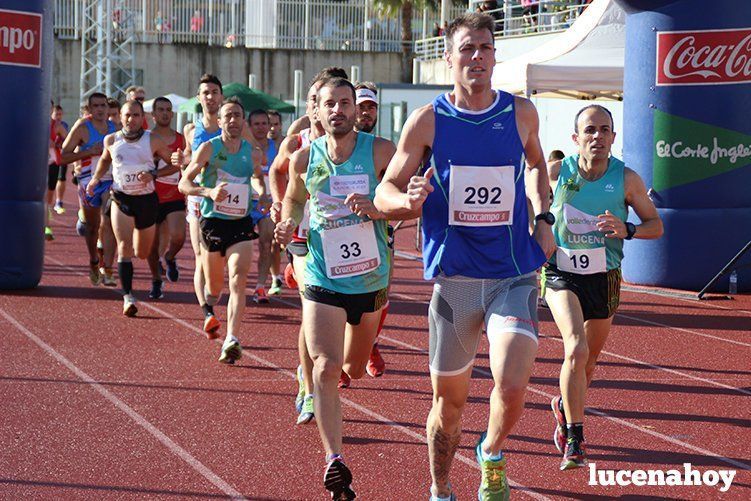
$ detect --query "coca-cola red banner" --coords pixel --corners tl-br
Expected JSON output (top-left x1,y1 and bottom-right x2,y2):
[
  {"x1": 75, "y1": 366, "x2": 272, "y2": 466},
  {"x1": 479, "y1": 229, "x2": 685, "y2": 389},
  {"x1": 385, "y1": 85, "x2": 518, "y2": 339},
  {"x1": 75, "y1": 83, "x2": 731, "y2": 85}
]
[
  {"x1": 0, "y1": 9, "x2": 42, "y2": 68},
  {"x1": 656, "y1": 28, "x2": 751, "y2": 86}
]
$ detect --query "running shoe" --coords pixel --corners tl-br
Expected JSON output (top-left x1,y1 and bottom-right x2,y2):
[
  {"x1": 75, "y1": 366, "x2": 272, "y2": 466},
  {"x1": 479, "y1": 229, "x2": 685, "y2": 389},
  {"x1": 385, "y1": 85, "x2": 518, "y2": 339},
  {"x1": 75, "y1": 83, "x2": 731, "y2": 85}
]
[
  {"x1": 165, "y1": 258, "x2": 179, "y2": 283},
  {"x1": 102, "y1": 269, "x2": 117, "y2": 287},
  {"x1": 44, "y1": 226, "x2": 54, "y2": 241},
  {"x1": 218, "y1": 337, "x2": 242, "y2": 364},
  {"x1": 89, "y1": 262, "x2": 101, "y2": 286},
  {"x1": 366, "y1": 343, "x2": 385, "y2": 378},
  {"x1": 53, "y1": 201, "x2": 66, "y2": 215},
  {"x1": 560, "y1": 437, "x2": 587, "y2": 471},
  {"x1": 253, "y1": 287, "x2": 269, "y2": 304},
  {"x1": 475, "y1": 432, "x2": 509, "y2": 501},
  {"x1": 148, "y1": 280, "x2": 164, "y2": 300},
  {"x1": 295, "y1": 365, "x2": 306, "y2": 413},
  {"x1": 203, "y1": 314, "x2": 221, "y2": 340},
  {"x1": 297, "y1": 395, "x2": 315, "y2": 425},
  {"x1": 551, "y1": 396, "x2": 567, "y2": 453},
  {"x1": 269, "y1": 277, "x2": 283, "y2": 296},
  {"x1": 323, "y1": 456, "x2": 355, "y2": 500},
  {"x1": 429, "y1": 492, "x2": 457, "y2": 501},
  {"x1": 122, "y1": 294, "x2": 138, "y2": 317},
  {"x1": 338, "y1": 370, "x2": 350, "y2": 389}
]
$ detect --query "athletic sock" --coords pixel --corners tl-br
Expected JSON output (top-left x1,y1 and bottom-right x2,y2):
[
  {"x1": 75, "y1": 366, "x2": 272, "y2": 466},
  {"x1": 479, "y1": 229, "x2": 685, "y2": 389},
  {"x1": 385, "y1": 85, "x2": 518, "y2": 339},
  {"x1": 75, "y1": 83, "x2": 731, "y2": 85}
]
[
  {"x1": 201, "y1": 304, "x2": 214, "y2": 317},
  {"x1": 376, "y1": 302, "x2": 389, "y2": 335},
  {"x1": 566, "y1": 423, "x2": 584, "y2": 442},
  {"x1": 118, "y1": 260, "x2": 133, "y2": 294},
  {"x1": 481, "y1": 446, "x2": 504, "y2": 462}
]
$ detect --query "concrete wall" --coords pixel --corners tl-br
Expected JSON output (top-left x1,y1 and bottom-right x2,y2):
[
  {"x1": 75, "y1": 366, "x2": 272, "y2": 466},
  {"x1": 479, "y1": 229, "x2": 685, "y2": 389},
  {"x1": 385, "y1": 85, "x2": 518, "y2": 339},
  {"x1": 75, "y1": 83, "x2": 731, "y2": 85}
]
[{"x1": 52, "y1": 39, "x2": 402, "y2": 122}]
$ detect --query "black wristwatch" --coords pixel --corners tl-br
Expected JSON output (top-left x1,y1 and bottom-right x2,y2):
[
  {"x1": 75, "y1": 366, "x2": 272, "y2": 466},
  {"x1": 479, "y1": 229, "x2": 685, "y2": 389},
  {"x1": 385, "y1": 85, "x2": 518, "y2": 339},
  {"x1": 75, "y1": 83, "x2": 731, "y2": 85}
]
[
  {"x1": 534, "y1": 211, "x2": 555, "y2": 225},
  {"x1": 625, "y1": 222, "x2": 637, "y2": 240}
]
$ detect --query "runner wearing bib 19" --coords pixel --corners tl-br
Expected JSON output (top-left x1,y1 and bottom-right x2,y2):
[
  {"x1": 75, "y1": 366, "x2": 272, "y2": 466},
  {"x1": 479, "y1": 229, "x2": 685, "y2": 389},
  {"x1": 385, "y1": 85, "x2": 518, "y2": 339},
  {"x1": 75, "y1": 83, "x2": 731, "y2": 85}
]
[
  {"x1": 61, "y1": 92, "x2": 117, "y2": 286},
  {"x1": 275, "y1": 78, "x2": 395, "y2": 500},
  {"x1": 147, "y1": 96, "x2": 187, "y2": 300},
  {"x1": 87, "y1": 100, "x2": 176, "y2": 317},
  {"x1": 374, "y1": 13, "x2": 557, "y2": 501},
  {"x1": 180, "y1": 98, "x2": 265, "y2": 365},
  {"x1": 542, "y1": 105, "x2": 662, "y2": 471}
]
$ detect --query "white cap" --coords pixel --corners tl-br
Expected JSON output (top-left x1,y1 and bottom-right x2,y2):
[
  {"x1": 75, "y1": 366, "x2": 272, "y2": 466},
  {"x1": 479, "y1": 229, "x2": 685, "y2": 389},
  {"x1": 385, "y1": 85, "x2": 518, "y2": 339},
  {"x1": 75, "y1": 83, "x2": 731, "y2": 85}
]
[{"x1": 355, "y1": 88, "x2": 377, "y2": 105}]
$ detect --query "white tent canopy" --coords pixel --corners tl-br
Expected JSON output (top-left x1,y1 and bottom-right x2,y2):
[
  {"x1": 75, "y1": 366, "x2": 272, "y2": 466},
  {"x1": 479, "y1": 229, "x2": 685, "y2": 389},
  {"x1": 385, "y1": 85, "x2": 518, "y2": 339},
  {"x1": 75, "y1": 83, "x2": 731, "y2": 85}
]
[
  {"x1": 492, "y1": 0, "x2": 625, "y2": 100},
  {"x1": 143, "y1": 93, "x2": 189, "y2": 113}
]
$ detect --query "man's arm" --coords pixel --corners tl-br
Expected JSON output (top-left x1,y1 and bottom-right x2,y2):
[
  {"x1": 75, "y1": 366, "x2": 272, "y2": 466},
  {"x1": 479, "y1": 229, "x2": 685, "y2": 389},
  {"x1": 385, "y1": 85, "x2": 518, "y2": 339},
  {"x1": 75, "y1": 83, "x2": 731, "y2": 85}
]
[
  {"x1": 269, "y1": 134, "x2": 297, "y2": 203},
  {"x1": 60, "y1": 122, "x2": 97, "y2": 164},
  {"x1": 286, "y1": 115, "x2": 310, "y2": 136},
  {"x1": 274, "y1": 148, "x2": 310, "y2": 245},
  {"x1": 179, "y1": 142, "x2": 216, "y2": 198},
  {"x1": 151, "y1": 135, "x2": 179, "y2": 178},
  {"x1": 373, "y1": 105, "x2": 434, "y2": 220},
  {"x1": 598, "y1": 168, "x2": 663, "y2": 240},
  {"x1": 172, "y1": 123, "x2": 195, "y2": 168},
  {"x1": 516, "y1": 96, "x2": 556, "y2": 258},
  {"x1": 86, "y1": 134, "x2": 114, "y2": 195},
  {"x1": 547, "y1": 159, "x2": 562, "y2": 194}
]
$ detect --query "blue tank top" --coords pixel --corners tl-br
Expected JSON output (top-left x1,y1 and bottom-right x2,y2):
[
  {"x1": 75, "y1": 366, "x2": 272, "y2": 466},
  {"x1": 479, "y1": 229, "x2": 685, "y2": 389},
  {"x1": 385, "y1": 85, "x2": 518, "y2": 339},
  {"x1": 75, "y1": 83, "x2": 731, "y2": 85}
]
[
  {"x1": 200, "y1": 137, "x2": 255, "y2": 220},
  {"x1": 79, "y1": 119, "x2": 116, "y2": 175},
  {"x1": 304, "y1": 133, "x2": 390, "y2": 294},
  {"x1": 192, "y1": 117, "x2": 222, "y2": 151},
  {"x1": 422, "y1": 91, "x2": 546, "y2": 279},
  {"x1": 263, "y1": 138, "x2": 277, "y2": 175}
]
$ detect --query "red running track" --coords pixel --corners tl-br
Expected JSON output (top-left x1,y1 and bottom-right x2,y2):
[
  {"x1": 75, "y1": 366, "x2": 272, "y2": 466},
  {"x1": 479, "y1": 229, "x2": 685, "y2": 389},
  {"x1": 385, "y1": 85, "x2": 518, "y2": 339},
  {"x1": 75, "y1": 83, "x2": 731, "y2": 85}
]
[{"x1": 1, "y1": 203, "x2": 749, "y2": 500}]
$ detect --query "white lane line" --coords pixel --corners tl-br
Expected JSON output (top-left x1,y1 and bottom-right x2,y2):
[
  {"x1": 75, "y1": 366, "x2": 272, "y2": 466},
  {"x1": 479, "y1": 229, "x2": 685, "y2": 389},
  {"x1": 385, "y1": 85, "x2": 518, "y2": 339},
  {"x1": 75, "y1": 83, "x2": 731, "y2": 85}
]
[
  {"x1": 616, "y1": 312, "x2": 751, "y2": 348},
  {"x1": 376, "y1": 332, "x2": 751, "y2": 472},
  {"x1": 45, "y1": 256, "x2": 549, "y2": 501},
  {"x1": 0, "y1": 308, "x2": 246, "y2": 500}
]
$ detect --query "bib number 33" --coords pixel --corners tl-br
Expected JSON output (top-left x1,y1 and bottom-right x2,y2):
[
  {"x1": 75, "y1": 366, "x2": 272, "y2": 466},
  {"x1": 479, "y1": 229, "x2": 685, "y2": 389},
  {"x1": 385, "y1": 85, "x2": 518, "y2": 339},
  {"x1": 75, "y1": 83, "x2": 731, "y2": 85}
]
[{"x1": 321, "y1": 221, "x2": 380, "y2": 279}]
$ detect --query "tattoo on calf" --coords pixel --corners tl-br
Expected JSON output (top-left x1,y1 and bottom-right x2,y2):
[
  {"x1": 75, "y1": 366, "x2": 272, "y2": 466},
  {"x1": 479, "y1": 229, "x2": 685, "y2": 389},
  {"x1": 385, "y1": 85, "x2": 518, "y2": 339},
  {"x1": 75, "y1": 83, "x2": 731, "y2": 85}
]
[{"x1": 428, "y1": 421, "x2": 462, "y2": 491}]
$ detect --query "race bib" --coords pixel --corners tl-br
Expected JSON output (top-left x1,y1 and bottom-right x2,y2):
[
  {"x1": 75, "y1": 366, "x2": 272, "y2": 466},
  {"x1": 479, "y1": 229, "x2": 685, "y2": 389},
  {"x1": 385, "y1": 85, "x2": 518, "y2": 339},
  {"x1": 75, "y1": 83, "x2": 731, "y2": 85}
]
[
  {"x1": 321, "y1": 221, "x2": 380, "y2": 279},
  {"x1": 297, "y1": 200, "x2": 311, "y2": 239},
  {"x1": 188, "y1": 195, "x2": 201, "y2": 217},
  {"x1": 556, "y1": 246, "x2": 607, "y2": 275},
  {"x1": 448, "y1": 165, "x2": 515, "y2": 226},
  {"x1": 329, "y1": 174, "x2": 369, "y2": 196},
  {"x1": 121, "y1": 171, "x2": 148, "y2": 194},
  {"x1": 214, "y1": 183, "x2": 249, "y2": 217}
]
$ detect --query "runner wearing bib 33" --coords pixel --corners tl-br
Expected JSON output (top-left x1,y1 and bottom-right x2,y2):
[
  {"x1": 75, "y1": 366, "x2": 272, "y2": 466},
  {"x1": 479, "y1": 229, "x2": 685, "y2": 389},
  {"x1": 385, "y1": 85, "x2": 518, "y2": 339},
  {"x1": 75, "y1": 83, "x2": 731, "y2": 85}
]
[
  {"x1": 374, "y1": 13, "x2": 556, "y2": 501},
  {"x1": 274, "y1": 77, "x2": 395, "y2": 500},
  {"x1": 542, "y1": 105, "x2": 662, "y2": 471},
  {"x1": 180, "y1": 98, "x2": 265, "y2": 365}
]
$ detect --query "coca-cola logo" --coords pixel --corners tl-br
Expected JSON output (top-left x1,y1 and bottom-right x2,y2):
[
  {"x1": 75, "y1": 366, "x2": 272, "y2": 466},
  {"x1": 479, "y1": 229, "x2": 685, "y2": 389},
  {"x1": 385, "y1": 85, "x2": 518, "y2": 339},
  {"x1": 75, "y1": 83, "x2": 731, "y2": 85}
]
[
  {"x1": 0, "y1": 9, "x2": 42, "y2": 68},
  {"x1": 656, "y1": 28, "x2": 751, "y2": 86}
]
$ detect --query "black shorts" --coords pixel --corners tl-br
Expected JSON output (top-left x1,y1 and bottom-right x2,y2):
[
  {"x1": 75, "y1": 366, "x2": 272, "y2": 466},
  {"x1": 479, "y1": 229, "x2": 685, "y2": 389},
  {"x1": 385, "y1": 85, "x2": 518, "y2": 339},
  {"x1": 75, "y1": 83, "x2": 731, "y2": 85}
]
[
  {"x1": 200, "y1": 216, "x2": 258, "y2": 257},
  {"x1": 111, "y1": 190, "x2": 159, "y2": 230},
  {"x1": 157, "y1": 199, "x2": 186, "y2": 224},
  {"x1": 47, "y1": 164, "x2": 67, "y2": 190},
  {"x1": 303, "y1": 285, "x2": 388, "y2": 325},
  {"x1": 541, "y1": 263, "x2": 622, "y2": 321}
]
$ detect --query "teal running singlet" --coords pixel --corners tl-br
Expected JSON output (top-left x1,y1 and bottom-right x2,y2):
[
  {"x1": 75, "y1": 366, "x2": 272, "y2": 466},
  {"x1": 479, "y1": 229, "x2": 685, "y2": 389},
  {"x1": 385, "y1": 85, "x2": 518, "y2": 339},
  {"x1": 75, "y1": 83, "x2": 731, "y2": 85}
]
[
  {"x1": 200, "y1": 136, "x2": 255, "y2": 220},
  {"x1": 549, "y1": 155, "x2": 628, "y2": 273},
  {"x1": 304, "y1": 133, "x2": 390, "y2": 294}
]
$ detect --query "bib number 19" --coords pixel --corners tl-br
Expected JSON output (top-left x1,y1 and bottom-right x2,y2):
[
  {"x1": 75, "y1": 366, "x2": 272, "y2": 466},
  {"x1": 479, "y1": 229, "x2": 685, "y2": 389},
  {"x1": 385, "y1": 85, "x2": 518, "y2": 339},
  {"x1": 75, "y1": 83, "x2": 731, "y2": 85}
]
[{"x1": 569, "y1": 253, "x2": 589, "y2": 270}]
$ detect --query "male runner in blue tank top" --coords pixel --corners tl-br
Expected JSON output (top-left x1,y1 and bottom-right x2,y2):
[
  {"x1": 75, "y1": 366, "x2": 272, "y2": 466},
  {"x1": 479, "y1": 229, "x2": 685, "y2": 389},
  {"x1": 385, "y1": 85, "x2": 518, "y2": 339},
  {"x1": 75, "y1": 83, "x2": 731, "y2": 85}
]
[
  {"x1": 61, "y1": 92, "x2": 117, "y2": 287},
  {"x1": 275, "y1": 77, "x2": 396, "y2": 500},
  {"x1": 543, "y1": 105, "x2": 662, "y2": 470},
  {"x1": 180, "y1": 98, "x2": 265, "y2": 364},
  {"x1": 374, "y1": 13, "x2": 556, "y2": 501}
]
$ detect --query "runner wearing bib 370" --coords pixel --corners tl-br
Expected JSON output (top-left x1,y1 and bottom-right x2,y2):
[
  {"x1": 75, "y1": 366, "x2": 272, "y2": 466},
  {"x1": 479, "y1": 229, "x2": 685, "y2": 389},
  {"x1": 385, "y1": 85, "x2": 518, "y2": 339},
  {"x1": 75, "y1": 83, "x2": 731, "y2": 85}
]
[
  {"x1": 180, "y1": 98, "x2": 265, "y2": 365},
  {"x1": 542, "y1": 105, "x2": 662, "y2": 471},
  {"x1": 274, "y1": 77, "x2": 395, "y2": 500},
  {"x1": 88, "y1": 100, "x2": 176, "y2": 317},
  {"x1": 374, "y1": 13, "x2": 556, "y2": 501}
]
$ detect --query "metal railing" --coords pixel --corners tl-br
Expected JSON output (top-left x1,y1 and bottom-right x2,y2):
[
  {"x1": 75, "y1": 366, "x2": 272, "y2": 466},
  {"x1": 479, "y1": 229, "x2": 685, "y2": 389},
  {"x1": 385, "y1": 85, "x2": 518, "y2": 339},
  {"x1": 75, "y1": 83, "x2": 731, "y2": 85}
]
[
  {"x1": 53, "y1": 0, "x2": 469, "y2": 52},
  {"x1": 415, "y1": 1, "x2": 587, "y2": 60}
]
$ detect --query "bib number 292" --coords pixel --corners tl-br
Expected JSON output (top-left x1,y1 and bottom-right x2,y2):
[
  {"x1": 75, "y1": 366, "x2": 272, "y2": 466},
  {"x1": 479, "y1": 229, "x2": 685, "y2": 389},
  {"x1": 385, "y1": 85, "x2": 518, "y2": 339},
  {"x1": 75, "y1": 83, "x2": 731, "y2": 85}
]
[{"x1": 463, "y1": 186, "x2": 502, "y2": 205}]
